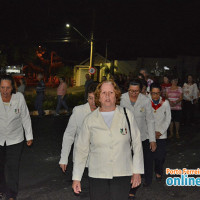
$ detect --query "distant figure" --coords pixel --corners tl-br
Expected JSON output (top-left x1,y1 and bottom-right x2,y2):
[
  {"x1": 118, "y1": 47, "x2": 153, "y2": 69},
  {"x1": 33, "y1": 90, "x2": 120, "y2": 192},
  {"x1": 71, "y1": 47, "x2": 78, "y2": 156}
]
[
  {"x1": 141, "y1": 79, "x2": 148, "y2": 96},
  {"x1": 55, "y1": 77, "x2": 68, "y2": 116},
  {"x1": 161, "y1": 75, "x2": 171, "y2": 98},
  {"x1": 166, "y1": 76, "x2": 183, "y2": 139},
  {"x1": 17, "y1": 78, "x2": 26, "y2": 94},
  {"x1": 182, "y1": 74, "x2": 199, "y2": 126},
  {"x1": 84, "y1": 74, "x2": 93, "y2": 102},
  {"x1": 0, "y1": 75, "x2": 33, "y2": 200},
  {"x1": 140, "y1": 68, "x2": 154, "y2": 93},
  {"x1": 35, "y1": 73, "x2": 45, "y2": 118},
  {"x1": 101, "y1": 75, "x2": 107, "y2": 82}
]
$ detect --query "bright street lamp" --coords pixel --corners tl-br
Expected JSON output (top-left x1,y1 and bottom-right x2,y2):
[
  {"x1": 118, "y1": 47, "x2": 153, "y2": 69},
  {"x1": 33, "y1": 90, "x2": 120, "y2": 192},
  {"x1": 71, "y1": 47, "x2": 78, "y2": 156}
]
[{"x1": 66, "y1": 23, "x2": 94, "y2": 69}]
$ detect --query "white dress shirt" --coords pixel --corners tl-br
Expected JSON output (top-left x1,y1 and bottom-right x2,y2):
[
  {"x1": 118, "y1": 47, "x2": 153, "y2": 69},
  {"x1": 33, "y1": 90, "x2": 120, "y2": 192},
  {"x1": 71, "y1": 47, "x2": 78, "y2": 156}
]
[
  {"x1": 59, "y1": 103, "x2": 91, "y2": 165},
  {"x1": 120, "y1": 93, "x2": 155, "y2": 142},
  {"x1": 0, "y1": 92, "x2": 33, "y2": 146},
  {"x1": 183, "y1": 83, "x2": 199, "y2": 101},
  {"x1": 150, "y1": 97, "x2": 171, "y2": 139}
]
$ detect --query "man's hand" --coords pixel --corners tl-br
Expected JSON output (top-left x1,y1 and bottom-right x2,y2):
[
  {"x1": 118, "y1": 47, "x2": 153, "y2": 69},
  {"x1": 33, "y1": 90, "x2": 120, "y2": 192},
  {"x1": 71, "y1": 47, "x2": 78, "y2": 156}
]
[
  {"x1": 72, "y1": 180, "x2": 81, "y2": 194},
  {"x1": 27, "y1": 140, "x2": 33, "y2": 147},
  {"x1": 155, "y1": 131, "x2": 162, "y2": 139},
  {"x1": 131, "y1": 174, "x2": 141, "y2": 188},
  {"x1": 60, "y1": 164, "x2": 67, "y2": 172},
  {"x1": 150, "y1": 142, "x2": 157, "y2": 152}
]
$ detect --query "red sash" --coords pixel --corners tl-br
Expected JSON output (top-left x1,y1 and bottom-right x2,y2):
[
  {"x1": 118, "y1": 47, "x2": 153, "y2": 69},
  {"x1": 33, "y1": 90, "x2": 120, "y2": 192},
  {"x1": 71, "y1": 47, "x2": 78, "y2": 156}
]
[{"x1": 151, "y1": 98, "x2": 165, "y2": 111}]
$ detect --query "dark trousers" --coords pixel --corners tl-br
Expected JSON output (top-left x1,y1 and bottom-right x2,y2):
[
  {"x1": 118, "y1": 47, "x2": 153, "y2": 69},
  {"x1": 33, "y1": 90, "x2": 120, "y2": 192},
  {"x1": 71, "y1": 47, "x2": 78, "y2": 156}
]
[
  {"x1": 89, "y1": 176, "x2": 131, "y2": 200},
  {"x1": 182, "y1": 100, "x2": 195, "y2": 124},
  {"x1": 55, "y1": 95, "x2": 68, "y2": 114},
  {"x1": 35, "y1": 93, "x2": 45, "y2": 116},
  {"x1": 142, "y1": 139, "x2": 154, "y2": 184},
  {"x1": 129, "y1": 139, "x2": 153, "y2": 195},
  {"x1": 0, "y1": 142, "x2": 23, "y2": 199},
  {"x1": 154, "y1": 139, "x2": 167, "y2": 176}
]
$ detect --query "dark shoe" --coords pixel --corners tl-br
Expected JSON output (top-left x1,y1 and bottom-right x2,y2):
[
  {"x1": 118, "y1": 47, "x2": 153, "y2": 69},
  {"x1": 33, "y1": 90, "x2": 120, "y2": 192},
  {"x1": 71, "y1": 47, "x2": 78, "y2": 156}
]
[{"x1": 128, "y1": 194, "x2": 136, "y2": 200}]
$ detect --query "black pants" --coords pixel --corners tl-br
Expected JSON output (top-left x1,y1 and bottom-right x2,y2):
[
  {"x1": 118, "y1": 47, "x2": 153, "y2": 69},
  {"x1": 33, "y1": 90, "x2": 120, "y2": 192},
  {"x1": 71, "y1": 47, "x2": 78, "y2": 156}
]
[
  {"x1": 35, "y1": 93, "x2": 45, "y2": 116},
  {"x1": 182, "y1": 100, "x2": 195, "y2": 124},
  {"x1": 0, "y1": 142, "x2": 23, "y2": 199},
  {"x1": 89, "y1": 176, "x2": 131, "y2": 200},
  {"x1": 154, "y1": 139, "x2": 167, "y2": 176},
  {"x1": 130, "y1": 139, "x2": 153, "y2": 195}
]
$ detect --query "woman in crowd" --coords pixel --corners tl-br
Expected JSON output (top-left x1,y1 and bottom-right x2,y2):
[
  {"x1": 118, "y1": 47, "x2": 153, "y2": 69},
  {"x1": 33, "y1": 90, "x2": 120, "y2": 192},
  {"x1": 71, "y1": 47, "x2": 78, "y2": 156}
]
[
  {"x1": 161, "y1": 75, "x2": 171, "y2": 98},
  {"x1": 150, "y1": 83, "x2": 171, "y2": 181},
  {"x1": 0, "y1": 75, "x2": 33, "y2": 200},
  {"x1": 166, "y1": 76, "x2": 183, "y2": 139},
  {"x1": 59, "y1": 83, "x2": 97, "y2": 172},
  {"x1": 139, "y1": 68, "x2": 154, "y2": 93},
  {"x1": 17, "y1": 78, "x2": 26, "y2": 94},
  {"x1": 182, "y1": 74, "x2": 199, "y2": 125},
  {"x1": 141, "y1": 79, "x2": 148, "y2": 96},
  {"x1": 72, "y1": 80, "x2": 144, "y2": 200},
  {"x1": 55, "y1": 77, "x2": 68, "y2": 116},
  {"x1": 120, "y1": 79, "x2": 156, "y2": 199}
]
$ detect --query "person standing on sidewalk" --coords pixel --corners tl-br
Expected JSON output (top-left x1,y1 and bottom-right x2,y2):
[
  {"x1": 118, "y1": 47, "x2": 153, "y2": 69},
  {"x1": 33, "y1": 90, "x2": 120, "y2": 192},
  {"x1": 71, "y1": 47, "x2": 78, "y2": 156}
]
[
  {"x1": 55, "y1": 77, "x2": 69, "y2": 116},
  {"x1": 84, "y1": 74, "x2": 93, "y2": 102},
  {"x1": 0, "y1": 75, "x2": 33, "y2": 200},
  {"x1": 35, "y1": 73, "x2": 45, "y2": 118},
  {"x1": 59, "y1": 83, "x2": 98, "y2": 172},
  {"x1": 150, "y1": 83, "x2": 171, "y2": 181}
]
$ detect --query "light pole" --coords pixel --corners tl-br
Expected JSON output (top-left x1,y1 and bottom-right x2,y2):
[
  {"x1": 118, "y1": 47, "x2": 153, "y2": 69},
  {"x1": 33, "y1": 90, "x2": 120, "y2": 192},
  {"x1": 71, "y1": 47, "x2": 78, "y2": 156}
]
[{"x1": 66, "y1": 24, "x2": 94, "y2": 69}]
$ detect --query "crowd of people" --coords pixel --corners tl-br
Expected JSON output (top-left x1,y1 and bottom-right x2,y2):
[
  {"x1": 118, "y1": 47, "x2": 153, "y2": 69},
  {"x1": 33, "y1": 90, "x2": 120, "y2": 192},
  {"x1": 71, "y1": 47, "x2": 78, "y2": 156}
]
[{"x1": 0, "y1": 68, "x2": 199, "y2": 200}]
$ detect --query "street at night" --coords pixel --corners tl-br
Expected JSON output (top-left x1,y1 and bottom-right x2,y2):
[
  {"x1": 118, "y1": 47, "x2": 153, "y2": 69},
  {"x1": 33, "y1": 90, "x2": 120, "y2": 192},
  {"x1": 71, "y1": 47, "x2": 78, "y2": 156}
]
[
  {"x1": 1, "y1": 1, "x2": 200, "y2": 200},
  {"x1": 16, "y1": 114, "x2": 200, "y2": 200}
]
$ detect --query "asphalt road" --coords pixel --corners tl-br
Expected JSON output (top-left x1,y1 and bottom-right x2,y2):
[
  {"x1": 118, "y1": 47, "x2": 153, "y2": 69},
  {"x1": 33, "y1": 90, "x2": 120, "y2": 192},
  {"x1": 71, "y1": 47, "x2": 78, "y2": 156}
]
[{"x1": 17, "y1": 114, "x2": 200, "y2": 200}]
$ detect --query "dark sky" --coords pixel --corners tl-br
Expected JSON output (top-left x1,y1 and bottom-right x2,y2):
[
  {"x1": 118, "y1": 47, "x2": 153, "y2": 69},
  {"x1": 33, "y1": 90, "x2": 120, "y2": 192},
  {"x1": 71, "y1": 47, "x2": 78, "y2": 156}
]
[{"x1": 1, "y1": 0, "x2": 200, "y2": 59}]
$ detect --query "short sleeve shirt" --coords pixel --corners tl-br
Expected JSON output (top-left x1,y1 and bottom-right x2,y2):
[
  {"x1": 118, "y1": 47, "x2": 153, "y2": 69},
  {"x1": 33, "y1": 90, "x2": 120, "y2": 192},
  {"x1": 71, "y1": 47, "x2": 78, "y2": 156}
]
[{"x1": 166, "y1": 87, "x2": 182, "y2": 110}]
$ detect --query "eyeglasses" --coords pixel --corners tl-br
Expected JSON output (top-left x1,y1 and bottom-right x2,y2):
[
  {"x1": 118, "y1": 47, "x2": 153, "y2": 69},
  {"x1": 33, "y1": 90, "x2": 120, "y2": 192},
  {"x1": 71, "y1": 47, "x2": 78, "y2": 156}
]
[
  {"x1": 151, "y1": 92, "x2": 161, "y2": 96},
  {"x1": 128, "y1": 89, "x2": 140, "y2": 94}
]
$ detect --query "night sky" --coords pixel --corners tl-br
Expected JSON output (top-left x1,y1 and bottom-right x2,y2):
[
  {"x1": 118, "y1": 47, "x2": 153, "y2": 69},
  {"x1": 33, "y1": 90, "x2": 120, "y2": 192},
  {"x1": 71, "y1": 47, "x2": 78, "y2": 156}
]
[{"x1": 1, "y1": 0, "x2": 200, "y2": 60}]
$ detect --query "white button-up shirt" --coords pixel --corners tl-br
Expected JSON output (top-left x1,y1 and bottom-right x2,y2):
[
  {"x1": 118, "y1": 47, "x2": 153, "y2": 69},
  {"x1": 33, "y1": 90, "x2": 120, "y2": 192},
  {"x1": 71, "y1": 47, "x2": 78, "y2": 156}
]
[
  {"x1": 0, "y1": 92, "x2": 33, "y2": 146},
  {"x1": 120, "y1": 93, "x2": 155, "y2": 142},
  {"x1": 150, "y1": 97, "x2": 171, "y2": 139},
  {"x1": 59, "y1": 103, "x2": 91, "y2": 165}
]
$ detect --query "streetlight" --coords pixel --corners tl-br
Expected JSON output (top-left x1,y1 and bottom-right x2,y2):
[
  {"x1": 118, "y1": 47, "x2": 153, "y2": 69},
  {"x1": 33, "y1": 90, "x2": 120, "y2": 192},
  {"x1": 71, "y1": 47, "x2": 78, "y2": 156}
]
[{"x1": 66, "y1": 23, "x2": 94, "y2": 69}]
